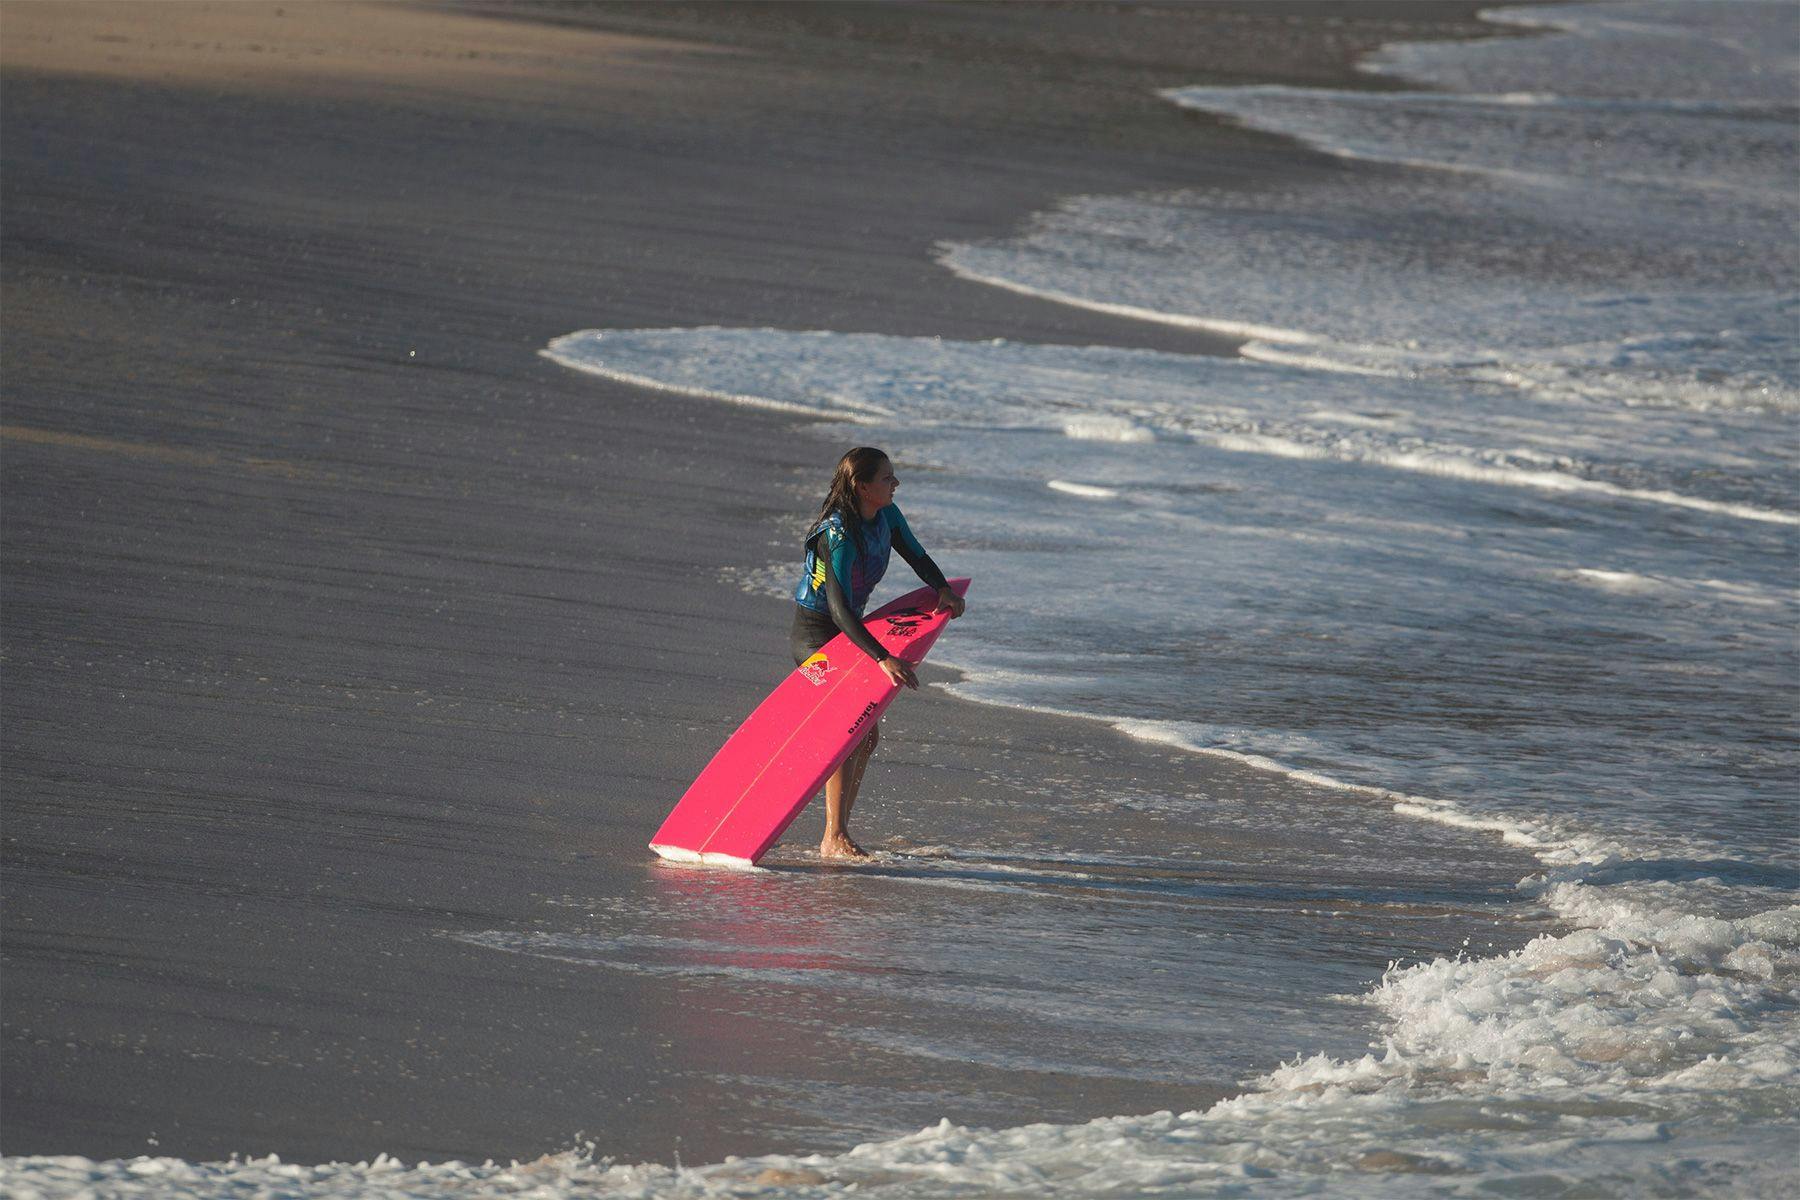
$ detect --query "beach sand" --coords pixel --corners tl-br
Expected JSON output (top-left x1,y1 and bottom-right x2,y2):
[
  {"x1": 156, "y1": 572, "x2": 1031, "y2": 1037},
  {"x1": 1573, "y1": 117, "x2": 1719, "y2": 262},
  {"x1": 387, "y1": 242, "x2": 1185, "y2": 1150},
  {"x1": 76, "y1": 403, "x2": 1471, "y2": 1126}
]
[{"x1": 1, "y1": 0, "x2": 1540, "y2": 1167}]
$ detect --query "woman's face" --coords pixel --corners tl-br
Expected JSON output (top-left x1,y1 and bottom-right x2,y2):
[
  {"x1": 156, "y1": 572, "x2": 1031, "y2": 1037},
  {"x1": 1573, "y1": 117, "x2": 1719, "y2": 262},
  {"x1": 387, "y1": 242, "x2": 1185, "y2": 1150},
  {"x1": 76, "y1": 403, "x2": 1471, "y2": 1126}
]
[{"x1": 856, "y1": 459, "x2": 899, "y2": 513}]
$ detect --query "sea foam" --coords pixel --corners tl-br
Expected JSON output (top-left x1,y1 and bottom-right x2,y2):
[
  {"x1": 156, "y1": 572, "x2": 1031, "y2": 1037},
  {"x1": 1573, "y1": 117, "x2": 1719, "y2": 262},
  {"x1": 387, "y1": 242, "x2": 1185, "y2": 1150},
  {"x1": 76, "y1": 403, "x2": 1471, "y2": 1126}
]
[{"x1": 541, "y1": 327, "x2": 1797, "y2": 525}]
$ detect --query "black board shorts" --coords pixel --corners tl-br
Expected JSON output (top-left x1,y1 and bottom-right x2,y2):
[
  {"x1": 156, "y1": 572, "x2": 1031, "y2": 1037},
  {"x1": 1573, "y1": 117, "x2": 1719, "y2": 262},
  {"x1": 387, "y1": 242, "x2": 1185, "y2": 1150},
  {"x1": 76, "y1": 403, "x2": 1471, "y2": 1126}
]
[{"x1": 789, "y1": 604, "x2": 839, "y2": 666}]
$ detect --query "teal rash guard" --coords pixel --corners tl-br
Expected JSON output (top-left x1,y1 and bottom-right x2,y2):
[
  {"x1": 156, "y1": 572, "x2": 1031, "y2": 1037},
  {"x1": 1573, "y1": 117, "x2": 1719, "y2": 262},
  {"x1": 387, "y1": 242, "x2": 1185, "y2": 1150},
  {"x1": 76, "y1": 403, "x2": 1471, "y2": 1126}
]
[{"x1": 794, "y1": 504, "x2": 949, "y2": 662}]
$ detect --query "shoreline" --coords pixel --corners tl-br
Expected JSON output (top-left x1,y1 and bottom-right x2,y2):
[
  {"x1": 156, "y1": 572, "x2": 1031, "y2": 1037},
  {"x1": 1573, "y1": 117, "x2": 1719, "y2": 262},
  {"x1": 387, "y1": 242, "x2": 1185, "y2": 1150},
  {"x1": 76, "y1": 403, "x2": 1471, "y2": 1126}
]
[{"x1": 2, "y1": 0, "x2": 1543, "y2": 1168}]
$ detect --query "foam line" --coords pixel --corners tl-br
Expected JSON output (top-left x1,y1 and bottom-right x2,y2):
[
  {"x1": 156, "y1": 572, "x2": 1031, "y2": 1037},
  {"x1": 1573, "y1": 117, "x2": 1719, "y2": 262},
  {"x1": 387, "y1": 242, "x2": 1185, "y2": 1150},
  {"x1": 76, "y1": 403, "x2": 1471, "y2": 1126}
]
[
  {"x1": 541, "y1": 332, "x2": 872, "y2": 421},
  {"x1": 543, "y1": 327, "x2": 1799, "y2": 527},
  {"x1": 1197, "y1": 431, "x2": 1800, "y2": 526},
  {"x1": 1163, "y1": 83, "x2": 1796, "y2": 121},
  {"x1": 1046, "y1": 480, "x2": 1119, "y2": 499},
  {"x1": 935, "y1": 247, "x2": 1315, "y2": 343}
]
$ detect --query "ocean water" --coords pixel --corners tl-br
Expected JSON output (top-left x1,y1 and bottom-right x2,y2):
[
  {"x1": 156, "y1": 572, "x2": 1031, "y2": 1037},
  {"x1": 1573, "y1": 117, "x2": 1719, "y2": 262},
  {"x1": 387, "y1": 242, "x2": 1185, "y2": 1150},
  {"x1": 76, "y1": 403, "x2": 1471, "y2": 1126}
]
[{"x1": 10, "y1": 3, "x2": 1795, "y2": 1196}]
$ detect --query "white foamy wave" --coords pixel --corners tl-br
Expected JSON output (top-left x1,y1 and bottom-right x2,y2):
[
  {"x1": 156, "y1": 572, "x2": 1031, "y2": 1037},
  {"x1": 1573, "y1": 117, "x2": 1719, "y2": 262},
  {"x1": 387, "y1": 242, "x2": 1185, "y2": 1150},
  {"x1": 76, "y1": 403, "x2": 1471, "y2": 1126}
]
[
  {"x1": 1194, "y1": 434, "x2": 1799, "y2": 527},
  {"x1": 542, "y1": 329, "x2": 884, "y2": 421},
  {"x1": 543, "y1": 327, "x2": 1797, "y2": 525},
  {"x1": 1237, "y1": 326, "x2": 1800, "y2": 416},
  {"x1": 941, "y1": 193, "x2": 1799, "y2": 419},
  {"x1": 935, "y1": 250, "x2": 1312, "y2": 344},
  {"x1": 1045, "y1": 479, "x2": 1119, "y2": 500},
  {"x1": 1568, "y1": 567, "x2": 1662, "y2": 593},
  {"x1": 943, "y1": 223, "x2": 1796, "y2": 418},
  {"x1": 1161, "y1": 83, "x2": 1798, "y2": 199},
  {"x1": 1099, "y1": 717, "x2": 1557, "y2": 850},
  {"x1": 1062, "y1": 414, "x2": 1153, "y2": 442},
  {"x1": 1244, "y1": 871, "x2": 1800, "y2": 1130},
  {"x1": 1561, "y1": 567, "x2": 1790, "y2": 608},
  {"x1": 1367, "y1": 2, "x2": 1800, "y2": 108},
  {"x1": 942, "y1": 1, "x2": 1798, "y2": 426},
  {"x1": 925, "y1": 695, "x2": 1800, "y2": 1085},
  {"x1": 978, "y1": 710, "x2": 1800, "y2": 1194}
]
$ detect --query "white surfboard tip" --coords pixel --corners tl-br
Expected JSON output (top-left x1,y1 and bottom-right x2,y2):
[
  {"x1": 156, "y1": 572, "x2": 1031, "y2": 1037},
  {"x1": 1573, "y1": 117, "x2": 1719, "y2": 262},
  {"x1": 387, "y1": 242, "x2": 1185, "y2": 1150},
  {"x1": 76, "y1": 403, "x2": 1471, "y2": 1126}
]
[{"x1": 648, "y1": 843, "x2": 760, "y2": 871}]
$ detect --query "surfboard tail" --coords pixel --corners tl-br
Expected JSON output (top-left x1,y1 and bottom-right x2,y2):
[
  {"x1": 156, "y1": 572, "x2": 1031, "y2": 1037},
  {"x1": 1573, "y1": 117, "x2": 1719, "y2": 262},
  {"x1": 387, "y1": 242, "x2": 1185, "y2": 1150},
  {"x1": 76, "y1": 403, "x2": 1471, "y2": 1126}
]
[{"x1": 647, "y1": 842, "x2": 759, "y2": 870}]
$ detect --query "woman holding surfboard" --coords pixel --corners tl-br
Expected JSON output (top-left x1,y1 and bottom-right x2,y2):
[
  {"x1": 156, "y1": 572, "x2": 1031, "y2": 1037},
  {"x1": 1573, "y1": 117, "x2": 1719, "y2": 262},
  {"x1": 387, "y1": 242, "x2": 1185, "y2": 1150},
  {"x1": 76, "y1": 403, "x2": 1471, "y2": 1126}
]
[{"x1": 793, "y1": 447, "x2": 965, "y2": 859}]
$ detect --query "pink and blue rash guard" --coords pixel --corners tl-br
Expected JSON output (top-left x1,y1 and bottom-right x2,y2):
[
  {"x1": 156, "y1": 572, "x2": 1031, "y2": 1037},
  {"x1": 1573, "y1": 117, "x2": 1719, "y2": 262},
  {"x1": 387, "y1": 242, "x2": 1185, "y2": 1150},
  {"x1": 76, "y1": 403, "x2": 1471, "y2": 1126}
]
[{"x1": 793, "y1": 504, "x2": 948, "y2": 662}]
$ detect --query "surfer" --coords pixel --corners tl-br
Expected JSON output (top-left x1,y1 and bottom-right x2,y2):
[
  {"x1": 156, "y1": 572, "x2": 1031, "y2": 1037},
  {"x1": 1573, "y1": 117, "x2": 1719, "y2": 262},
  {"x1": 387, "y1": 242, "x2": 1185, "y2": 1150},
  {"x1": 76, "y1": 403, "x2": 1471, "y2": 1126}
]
[{"x1": 793, "y1": 447, "x2": 965, "y2": 859}]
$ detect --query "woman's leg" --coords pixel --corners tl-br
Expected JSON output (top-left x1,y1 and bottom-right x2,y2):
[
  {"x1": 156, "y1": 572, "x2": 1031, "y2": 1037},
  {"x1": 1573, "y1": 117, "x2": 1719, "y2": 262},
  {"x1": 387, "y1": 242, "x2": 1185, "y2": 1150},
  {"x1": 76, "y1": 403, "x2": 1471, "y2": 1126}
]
[
  {"x1": 821, "y1": 725, "x2": 879, "y2": 858},
  {"x1": 843, "y1": 724, "x2": 878, "y2": 823}
]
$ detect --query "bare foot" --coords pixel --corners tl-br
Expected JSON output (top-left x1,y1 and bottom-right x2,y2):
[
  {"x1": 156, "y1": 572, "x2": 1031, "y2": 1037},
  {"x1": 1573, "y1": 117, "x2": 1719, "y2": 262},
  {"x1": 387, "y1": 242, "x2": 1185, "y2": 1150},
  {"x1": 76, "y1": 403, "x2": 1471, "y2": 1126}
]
[{"x1": 819, "y1": 834, "x2": 869, "y2": 860}]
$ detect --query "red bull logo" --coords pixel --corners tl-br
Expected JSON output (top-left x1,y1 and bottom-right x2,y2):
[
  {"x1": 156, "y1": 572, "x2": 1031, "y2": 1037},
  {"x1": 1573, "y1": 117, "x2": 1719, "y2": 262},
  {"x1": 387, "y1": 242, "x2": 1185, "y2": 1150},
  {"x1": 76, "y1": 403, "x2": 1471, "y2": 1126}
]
[{"x1": 799, "y1": 651, "x2": 833, "y2": 687}]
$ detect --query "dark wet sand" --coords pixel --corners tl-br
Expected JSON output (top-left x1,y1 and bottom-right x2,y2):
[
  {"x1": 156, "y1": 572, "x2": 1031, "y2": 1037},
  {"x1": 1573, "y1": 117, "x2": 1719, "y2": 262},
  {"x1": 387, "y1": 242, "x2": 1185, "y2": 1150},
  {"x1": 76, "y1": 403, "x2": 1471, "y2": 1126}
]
[{"x1": 1, "y1": 0, "x2": 1536, "y2": 1167}]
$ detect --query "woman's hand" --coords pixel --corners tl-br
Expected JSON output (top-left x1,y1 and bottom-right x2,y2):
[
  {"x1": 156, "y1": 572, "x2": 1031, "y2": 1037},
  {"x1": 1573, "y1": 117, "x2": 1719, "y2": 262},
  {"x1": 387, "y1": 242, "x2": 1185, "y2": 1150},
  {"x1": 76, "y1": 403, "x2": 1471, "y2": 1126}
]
[
  {"x1": 880, "y1": 656, "x2": 918, "y2": 690},
  {"x1": 934, "y1": 587, "x2": 966, "y2": 619}
]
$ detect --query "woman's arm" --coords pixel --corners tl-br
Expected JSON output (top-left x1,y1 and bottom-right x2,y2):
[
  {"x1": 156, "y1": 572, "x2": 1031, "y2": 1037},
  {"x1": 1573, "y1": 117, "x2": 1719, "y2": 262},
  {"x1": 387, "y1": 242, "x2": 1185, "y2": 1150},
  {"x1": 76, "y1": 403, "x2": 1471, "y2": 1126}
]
[
  {"x1": 815, "y1": 533, "x2": 889, "y2": 663},
  {"x1": 887, "y1": 506, "x2": 962, "y2": 617},
  {"x1": 886, "y1": 506, "x2": 948, "y2": 590},
  {"x1": 813, "y1": 532, "x2": 918, "y2": 688}
]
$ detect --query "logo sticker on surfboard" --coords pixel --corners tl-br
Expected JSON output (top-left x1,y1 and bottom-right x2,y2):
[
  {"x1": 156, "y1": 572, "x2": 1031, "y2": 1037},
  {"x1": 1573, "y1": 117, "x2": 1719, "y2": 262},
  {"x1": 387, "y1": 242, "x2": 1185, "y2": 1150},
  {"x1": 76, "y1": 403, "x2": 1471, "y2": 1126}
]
[{"x1": 799, "y1": 652, "x2": 833, "y2": 686}]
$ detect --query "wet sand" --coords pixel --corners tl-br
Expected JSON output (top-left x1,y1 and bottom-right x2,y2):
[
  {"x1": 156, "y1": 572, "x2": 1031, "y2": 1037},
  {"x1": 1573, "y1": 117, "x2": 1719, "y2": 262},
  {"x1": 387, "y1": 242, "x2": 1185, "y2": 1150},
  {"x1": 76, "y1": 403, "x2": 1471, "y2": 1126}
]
[{"x1": 1, "y1": 0, "x2": 1537, "y2": 1167}]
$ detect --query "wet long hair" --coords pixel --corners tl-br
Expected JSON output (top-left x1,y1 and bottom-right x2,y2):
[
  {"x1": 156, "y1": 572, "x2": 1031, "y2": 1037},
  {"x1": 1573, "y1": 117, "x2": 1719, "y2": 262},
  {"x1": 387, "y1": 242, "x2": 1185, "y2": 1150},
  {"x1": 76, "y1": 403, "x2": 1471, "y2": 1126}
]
[{"x1": 812, "y1": 446, "x2": 889, "y2": 544}]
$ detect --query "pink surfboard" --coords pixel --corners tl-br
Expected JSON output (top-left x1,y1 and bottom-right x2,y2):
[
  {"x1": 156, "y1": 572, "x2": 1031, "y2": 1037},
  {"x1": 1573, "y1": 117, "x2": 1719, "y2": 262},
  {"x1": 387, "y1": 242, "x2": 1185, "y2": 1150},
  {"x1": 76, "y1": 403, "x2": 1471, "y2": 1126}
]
[{"x1": 649, "y1": 577, "x2": 971, "y2": 868}]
